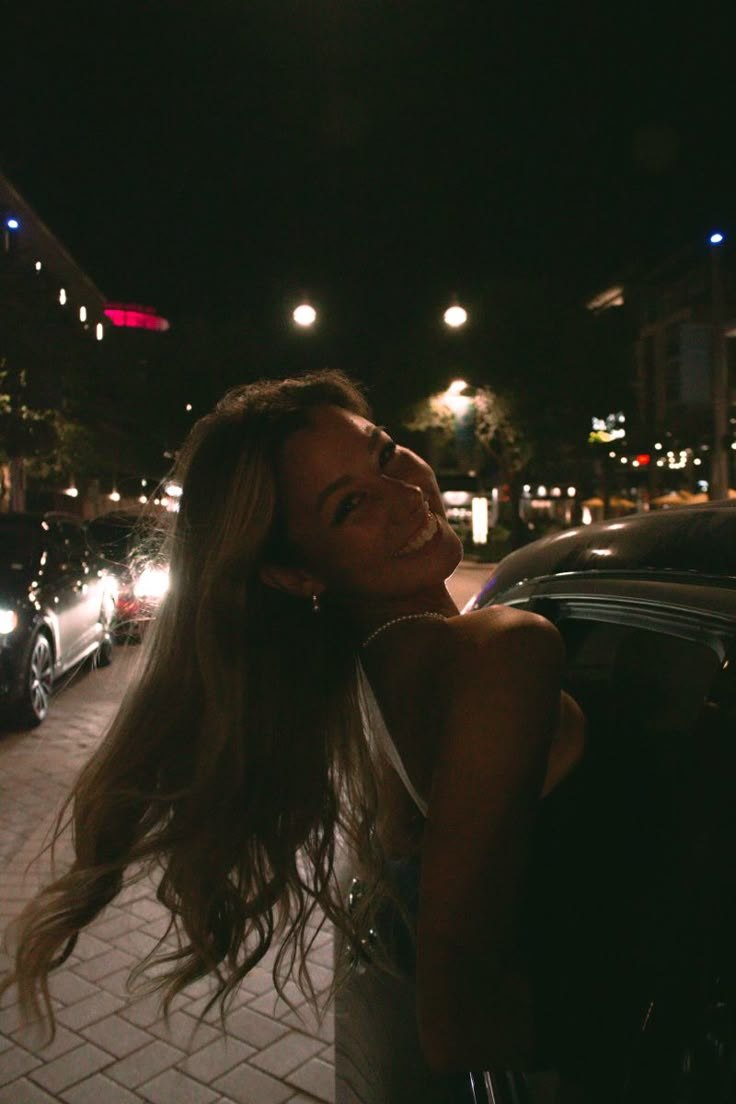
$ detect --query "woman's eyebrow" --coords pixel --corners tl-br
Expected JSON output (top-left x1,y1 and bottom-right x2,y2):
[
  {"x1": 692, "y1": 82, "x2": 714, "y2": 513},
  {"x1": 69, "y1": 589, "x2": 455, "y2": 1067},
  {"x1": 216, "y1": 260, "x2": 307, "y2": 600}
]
[{"x1": 316, "y1": 425, "x2": 385, "y2": 513}]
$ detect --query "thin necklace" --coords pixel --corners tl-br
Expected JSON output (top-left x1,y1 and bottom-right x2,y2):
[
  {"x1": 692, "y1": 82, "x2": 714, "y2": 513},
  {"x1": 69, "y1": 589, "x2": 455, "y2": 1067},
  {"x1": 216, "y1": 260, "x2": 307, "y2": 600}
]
[{"x1": 361, "y1": 612, "x2": 446, "y2": 649}]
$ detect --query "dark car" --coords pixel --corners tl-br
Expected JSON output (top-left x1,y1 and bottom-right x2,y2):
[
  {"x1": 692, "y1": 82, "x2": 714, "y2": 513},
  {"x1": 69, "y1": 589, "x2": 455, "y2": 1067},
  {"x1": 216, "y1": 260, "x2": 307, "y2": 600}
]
[
  {"x1": 463, "y1": 500, "x2": 736, "y2": 1101},
  {"x1": 0, "y1": 512, "x2": 115, "y2": 727},
  {"x1": 335, "y1": 503, "x2": 736, "y2": 1104},
  {"x1": 85, "y1": 510, "x2": 169, "y2": 641}
]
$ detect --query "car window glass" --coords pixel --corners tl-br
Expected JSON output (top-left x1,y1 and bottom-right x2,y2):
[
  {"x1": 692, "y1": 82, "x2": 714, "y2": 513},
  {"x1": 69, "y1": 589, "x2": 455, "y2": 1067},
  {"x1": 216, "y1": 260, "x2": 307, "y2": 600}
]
[
  {"x1": 58, "y1": 522, "x2": 87, "y2": 563},
  {"x1": 86, "y1": 519, "x2": 132, "y2": 563},
  {"x1": 558, "y1": 618, "x2": 721, "y2": 734},
  {"x1": 45, "y1": 522, "x2": 68, "y2": 566}
]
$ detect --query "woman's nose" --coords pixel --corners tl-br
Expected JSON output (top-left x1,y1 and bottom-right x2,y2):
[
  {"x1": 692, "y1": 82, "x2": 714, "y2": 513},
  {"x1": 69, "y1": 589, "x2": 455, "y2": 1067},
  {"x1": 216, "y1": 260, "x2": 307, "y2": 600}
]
[{"x1": 383, "y1": 475, "x2": 425, "y2": 517}]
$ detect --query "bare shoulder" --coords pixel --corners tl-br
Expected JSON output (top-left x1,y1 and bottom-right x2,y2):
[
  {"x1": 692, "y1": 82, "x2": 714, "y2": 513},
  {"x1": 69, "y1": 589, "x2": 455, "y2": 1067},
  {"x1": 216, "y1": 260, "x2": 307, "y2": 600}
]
[{"x1": 444, "y1": 605, "x2": 564, "y2": 669}]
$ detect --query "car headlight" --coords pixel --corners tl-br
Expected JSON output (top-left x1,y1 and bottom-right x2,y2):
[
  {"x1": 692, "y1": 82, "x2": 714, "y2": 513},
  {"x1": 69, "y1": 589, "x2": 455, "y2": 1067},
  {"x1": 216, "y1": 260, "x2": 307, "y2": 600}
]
[
  {"x1": 0, "y1": 609, "x2": 18, "y2": 634},
  {"x1": 101, "y1": 573, "x2": 119, "y2": 600},
  {"x1": 133, "y1": 567, "x2": 170, "y2": 600}
]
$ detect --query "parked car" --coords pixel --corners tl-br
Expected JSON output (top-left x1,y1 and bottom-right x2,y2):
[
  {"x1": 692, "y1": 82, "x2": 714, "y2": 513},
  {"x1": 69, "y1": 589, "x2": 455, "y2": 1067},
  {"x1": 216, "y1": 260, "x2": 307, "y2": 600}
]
[
  {"x1": 463, "y1": 500, "x2": 736, "y2": 1101},
  {"x1": 336, "y1": 502, "x2": 736, "y2": 1104},
  {"x1": 0, "y1": 512, "x2": 115, "y2": 728},
  {"x1": 85, "y1": 510, "x2": 169, "y2": 641}
]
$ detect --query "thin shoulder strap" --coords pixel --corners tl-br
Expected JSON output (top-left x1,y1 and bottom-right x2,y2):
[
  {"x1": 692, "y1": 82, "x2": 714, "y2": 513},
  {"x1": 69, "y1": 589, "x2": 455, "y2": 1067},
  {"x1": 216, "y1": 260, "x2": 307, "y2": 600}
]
[{"x1": 356, "y1": 659, "x2": 429, "y2": 818}]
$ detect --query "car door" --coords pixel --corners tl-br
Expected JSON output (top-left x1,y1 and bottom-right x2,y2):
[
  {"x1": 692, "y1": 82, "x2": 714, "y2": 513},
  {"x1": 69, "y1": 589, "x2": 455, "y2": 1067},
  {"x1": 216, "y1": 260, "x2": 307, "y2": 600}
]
[
  {"x1": 517, "y1": 575, "x2": 736, "y2": 1091},
  {"x1": 46, "y1": 520, "x2": 101, "y2": 667}
]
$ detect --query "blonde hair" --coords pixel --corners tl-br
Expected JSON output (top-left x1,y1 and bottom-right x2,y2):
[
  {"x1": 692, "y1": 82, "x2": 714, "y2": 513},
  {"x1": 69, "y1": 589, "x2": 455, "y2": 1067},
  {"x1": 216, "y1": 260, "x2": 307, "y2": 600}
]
[{"x1": 3, "y1": 370, "x2": 388, "y2": 1032}]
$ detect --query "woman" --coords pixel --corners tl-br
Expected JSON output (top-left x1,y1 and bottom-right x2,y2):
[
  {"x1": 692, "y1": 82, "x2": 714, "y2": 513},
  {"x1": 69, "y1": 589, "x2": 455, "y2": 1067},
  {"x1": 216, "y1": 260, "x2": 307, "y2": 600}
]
[{"x1": 3, "y1": 370, "x2": 584, "y2": 1092}]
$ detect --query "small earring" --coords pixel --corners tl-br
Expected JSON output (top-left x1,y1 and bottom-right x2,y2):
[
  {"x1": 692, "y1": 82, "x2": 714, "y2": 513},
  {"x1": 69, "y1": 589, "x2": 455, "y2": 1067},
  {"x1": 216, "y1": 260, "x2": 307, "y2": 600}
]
[{"x1": 311, "y1": 593, "x2": 321, "y2": 614}]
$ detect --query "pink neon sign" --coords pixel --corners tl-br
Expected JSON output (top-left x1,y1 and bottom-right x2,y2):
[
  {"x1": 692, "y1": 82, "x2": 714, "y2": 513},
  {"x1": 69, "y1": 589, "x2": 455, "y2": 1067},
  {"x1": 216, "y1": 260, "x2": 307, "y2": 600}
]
[{"x1": 104, "y1": 303, "x2": 170, "y2": 332}]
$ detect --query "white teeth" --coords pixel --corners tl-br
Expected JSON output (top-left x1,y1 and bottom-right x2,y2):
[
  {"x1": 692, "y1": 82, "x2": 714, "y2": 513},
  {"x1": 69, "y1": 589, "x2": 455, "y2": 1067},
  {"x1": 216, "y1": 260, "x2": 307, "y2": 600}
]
[{"x1": 393, "y1": 510, "x2": 438, "y2": 557}]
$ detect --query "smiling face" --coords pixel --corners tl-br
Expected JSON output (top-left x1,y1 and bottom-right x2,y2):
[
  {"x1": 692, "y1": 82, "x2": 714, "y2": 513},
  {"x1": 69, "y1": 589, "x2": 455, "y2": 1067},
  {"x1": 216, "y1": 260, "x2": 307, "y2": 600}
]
[{"x1": 267, "y1": 404, "x2": 462, "y2": 619}]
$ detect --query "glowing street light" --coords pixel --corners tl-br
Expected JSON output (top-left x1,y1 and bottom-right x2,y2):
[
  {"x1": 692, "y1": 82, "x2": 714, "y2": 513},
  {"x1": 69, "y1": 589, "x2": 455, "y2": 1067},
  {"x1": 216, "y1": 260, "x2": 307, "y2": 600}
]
[
  {"x1": 443, "y1": 379, "x2": 473, "y2": 416},
  {"x1": 443, "y1": 304, "x2": 468, "y2": 328},
  {"x1": 292, "y1": 303, "x2": 317, "y2": 327},
  {"x1": 447, "y1": 379, "x2": 469, "y2": 395},
  {"x1": 5, "y1": 217, "x2": 19, "y2": 231},
  {"x1": 710, "y1": 230, "x2": 729, "y2": 499}
]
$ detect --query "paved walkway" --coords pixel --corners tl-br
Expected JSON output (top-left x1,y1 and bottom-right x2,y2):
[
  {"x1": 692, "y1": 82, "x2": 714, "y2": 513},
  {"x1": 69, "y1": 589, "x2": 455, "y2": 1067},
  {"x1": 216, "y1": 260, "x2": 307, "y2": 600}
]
[
  {"x1": 0, "y1": 649, "x2": 334, "y2": 1104},
  {"x1": 0, "y1": 565, "x2": 489, "y2": 1102}
]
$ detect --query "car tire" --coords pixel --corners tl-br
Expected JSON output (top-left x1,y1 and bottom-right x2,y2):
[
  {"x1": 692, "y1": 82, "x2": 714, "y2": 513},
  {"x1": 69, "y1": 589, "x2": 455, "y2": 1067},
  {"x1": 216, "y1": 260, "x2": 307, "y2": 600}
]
[
  {"x1": 95, "y1": 631, "x2": 114, "y2": 668},
  {"x1": 16, "y1": 631, "x2": 54, "y2": 728}
]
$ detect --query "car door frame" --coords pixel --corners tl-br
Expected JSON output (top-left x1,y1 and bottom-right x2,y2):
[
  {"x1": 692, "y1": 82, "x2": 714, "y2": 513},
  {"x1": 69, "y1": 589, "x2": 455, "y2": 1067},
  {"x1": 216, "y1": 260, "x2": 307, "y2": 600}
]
[{"x1": 524, "y1": 573, "x2": 736, "y2": 659}]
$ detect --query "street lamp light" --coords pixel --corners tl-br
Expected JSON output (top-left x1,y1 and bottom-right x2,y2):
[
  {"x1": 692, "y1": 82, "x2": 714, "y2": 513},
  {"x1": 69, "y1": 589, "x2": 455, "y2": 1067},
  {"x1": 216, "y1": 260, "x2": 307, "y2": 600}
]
[
  {"x1": 709, "y1": 231, "x2": 729, "y2": 500},
  {"x1": 293, "y1": 303, "x2": 317, "y2": 327},
  {"x1": 443, "y1": 379, "x2": 473, "y2": 416},
  {"x1": 443, "y1": 304, "x2": 468, "y2": 328},
  {"x1": 2, "y1": 215, "x2": 20, "y2": 255}
]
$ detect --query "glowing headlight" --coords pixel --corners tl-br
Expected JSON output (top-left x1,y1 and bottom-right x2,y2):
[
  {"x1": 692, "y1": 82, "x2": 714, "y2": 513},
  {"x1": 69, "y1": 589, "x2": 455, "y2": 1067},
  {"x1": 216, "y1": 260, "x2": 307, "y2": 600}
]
[
  {"x1": 102, "y1": 574, "x2": 119, "y2": 600},
  {"x1": 0, "y1": 609, "x2": 18, "y2": 634},
  {"x1": 133, "y1": 567, "x2": 170, "y2": 600}
]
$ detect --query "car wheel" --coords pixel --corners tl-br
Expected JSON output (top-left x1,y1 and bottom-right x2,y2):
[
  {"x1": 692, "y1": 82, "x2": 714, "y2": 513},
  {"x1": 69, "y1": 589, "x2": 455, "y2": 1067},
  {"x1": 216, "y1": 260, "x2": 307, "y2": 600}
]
[
  {"x1": 17, "y1": 632, "x2": 54, "y2": 727},
  {"x1": 95, "y1": 631, "x2": 114, "y2": 668}
]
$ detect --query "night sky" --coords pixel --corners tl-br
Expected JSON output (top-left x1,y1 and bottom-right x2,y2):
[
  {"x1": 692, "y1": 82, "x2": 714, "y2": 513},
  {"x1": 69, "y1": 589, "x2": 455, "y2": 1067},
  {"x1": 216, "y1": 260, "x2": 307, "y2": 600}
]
[{"x1": 3, "y1": 4, "x2": 736, "y2": 363}]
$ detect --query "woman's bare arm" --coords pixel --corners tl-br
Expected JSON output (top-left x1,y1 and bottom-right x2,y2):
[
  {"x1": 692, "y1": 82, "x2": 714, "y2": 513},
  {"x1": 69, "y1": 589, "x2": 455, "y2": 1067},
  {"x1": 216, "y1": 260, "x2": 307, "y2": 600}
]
[
  {"x1": 541, "y1": 690, "x2": 586, "y2": 797},
  {"x1": 416, "y1": 607, "x2": 564, "y2": 1072}
]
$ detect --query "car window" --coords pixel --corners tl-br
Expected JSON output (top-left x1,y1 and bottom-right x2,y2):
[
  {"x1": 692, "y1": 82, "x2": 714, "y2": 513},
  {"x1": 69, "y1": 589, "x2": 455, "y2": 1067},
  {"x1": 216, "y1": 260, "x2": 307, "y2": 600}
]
[
  {"x1": 559, "y1": 618, "x2": 722, "y2": 733},
  {"x1": 87, "y1": 515, "x2": 166, "y2": 571},
  {"x1": 527, "y1": 611, "x2": 736, "y2": 1072},
  {"x1": 86, "y1": 519, "x2": 134, "y2": 563},
  {"x1": 44, "y1": 522, "x2": 68, "y2": 564},
  {"x1": 57, "y1": 522, "x2": 88, "y2": 565}
]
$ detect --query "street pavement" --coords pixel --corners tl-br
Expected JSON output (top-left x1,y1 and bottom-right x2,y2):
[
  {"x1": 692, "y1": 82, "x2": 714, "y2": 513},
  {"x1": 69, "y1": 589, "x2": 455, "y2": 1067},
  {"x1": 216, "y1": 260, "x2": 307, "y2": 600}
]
[{"x1": 0, "y1": 562, "x2": 492, "y2": 1102}]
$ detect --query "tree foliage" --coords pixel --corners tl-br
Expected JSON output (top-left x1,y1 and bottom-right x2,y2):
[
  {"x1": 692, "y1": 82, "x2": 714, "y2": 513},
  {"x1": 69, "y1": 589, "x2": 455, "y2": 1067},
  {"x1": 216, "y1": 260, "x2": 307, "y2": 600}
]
[{"x1": 405, "y1": 383, "x2": 533, "y2": 480}]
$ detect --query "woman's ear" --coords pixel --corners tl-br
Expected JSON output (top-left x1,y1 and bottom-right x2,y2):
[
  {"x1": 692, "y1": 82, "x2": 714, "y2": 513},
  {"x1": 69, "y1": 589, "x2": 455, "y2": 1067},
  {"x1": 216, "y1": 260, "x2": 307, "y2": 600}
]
[{"x1": 259, "y1": 563, "x2": 324, "y2": 601}]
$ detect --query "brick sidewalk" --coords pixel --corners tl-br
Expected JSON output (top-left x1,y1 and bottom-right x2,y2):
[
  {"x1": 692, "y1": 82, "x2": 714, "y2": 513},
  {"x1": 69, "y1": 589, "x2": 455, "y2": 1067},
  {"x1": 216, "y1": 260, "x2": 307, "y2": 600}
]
[{"x1": 0, "y1": 648, "x2": 334, "y2": 1104}]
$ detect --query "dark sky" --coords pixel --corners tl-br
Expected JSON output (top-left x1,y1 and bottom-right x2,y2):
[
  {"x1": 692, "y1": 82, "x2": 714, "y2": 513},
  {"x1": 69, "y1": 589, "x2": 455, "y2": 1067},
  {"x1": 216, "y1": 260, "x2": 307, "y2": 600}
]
[{"x1": 3, "y1": 2, "x2": 736, "y2": 333}]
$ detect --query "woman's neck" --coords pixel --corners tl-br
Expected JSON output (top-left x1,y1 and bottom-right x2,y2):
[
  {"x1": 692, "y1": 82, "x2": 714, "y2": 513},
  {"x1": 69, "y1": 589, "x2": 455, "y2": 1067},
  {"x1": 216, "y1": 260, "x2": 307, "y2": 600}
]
[{"x1": 346, "y1": 586, "x2": 459, "y2": 647}]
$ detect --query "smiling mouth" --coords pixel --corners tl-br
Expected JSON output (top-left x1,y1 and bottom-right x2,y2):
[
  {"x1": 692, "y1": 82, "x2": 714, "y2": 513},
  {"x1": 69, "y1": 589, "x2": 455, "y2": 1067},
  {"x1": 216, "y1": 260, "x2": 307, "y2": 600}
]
[{"x1": 392, "y1": 508, "x2": 439, "y2": 558}]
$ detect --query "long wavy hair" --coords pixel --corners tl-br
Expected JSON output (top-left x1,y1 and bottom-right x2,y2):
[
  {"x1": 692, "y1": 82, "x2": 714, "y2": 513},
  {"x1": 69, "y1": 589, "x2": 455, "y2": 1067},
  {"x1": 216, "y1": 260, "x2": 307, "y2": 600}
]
[{"x1": 3, "y1": 370, "x2": 389, "y2": 1032}]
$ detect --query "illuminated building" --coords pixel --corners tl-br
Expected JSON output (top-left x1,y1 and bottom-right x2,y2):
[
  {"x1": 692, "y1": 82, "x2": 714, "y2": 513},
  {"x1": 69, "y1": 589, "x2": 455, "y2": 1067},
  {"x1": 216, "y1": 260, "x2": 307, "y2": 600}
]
[
  {"x1": 588, "y1": 245, "x2": 736, "y2": 501},
  {"x1": 0, "y1": 169, "x2": 108, "y2": 340}
]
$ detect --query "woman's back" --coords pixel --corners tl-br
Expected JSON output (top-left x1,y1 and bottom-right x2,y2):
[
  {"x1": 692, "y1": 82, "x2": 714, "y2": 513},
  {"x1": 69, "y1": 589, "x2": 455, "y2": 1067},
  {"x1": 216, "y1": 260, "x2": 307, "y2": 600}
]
[{"x1": 337, "y1": 608, "x2": 579, "y2": 1100}]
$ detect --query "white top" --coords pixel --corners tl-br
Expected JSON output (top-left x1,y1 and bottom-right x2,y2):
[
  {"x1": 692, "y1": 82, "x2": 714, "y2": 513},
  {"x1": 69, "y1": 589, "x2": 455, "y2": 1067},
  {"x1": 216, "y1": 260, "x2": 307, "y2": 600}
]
[{"x1": 356, "y1": 659, "x2": 429, "y2": 818}]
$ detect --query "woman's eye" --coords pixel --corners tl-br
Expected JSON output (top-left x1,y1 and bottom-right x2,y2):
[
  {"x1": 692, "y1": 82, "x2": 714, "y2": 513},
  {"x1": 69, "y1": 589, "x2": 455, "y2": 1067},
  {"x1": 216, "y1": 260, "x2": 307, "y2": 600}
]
[
  {"x1": 333, "y1": 493, "x2": 364, "y2": 525},
  {"x1": 379, "y1": 440, "x2": 397, "y2": 466}
]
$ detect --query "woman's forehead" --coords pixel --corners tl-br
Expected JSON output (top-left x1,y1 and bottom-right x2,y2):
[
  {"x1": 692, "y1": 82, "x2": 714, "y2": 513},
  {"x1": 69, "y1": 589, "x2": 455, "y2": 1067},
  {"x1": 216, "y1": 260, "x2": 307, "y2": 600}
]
[
  {"x1": 284, "y1": 407, "x2": 374, "y2": 465},
  {"x1": 279, "y1": 406, "x2": 376, "y2": 501}
]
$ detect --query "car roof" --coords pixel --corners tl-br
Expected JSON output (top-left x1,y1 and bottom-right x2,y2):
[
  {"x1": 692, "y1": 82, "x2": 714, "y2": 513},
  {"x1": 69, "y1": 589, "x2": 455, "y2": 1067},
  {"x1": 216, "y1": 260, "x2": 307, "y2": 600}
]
[{"x1": 474, "y1": 501, "x2": 736, "y2": 604}]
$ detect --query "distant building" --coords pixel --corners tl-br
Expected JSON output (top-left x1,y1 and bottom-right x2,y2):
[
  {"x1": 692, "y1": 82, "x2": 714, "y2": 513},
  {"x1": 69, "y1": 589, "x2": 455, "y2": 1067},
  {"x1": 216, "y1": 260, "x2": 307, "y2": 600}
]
[
  {"x1": 0, "y1": 171, "x2": 172, "y2": 515},
  {"x1": 632, "y1": 259, "x2": 736, "y2": 442},
  {"x1": 0, "y1": 169, "x2": 108, "y2": 341},
  {"x1": 586, "y1": 246, "x2": 736, "y2": 496}
]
